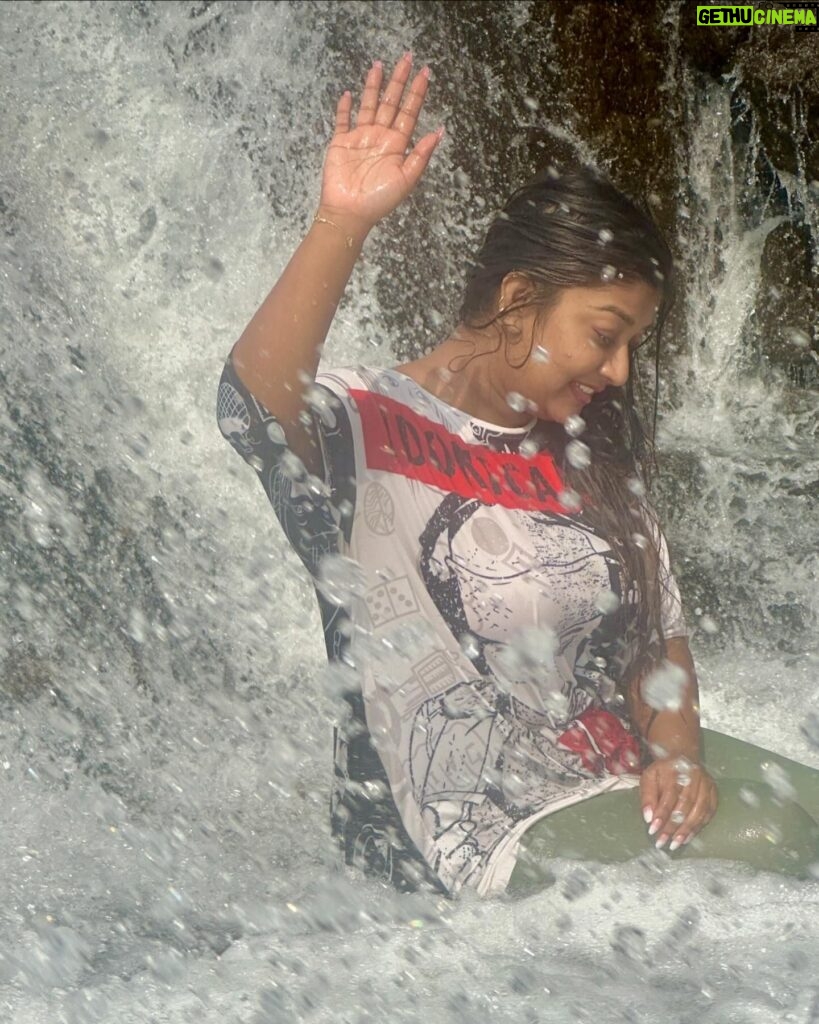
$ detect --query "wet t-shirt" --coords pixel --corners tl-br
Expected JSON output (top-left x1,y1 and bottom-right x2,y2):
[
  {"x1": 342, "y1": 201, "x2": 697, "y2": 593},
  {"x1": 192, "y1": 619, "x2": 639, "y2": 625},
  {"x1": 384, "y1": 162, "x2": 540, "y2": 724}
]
[{"x1": 217, "y1": 361, "x2": 686, "y2": 895}]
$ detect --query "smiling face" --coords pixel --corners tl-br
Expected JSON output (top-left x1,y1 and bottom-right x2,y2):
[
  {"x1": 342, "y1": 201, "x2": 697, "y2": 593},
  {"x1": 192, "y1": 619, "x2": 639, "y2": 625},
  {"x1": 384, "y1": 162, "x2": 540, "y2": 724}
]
[{"x1": 500, "y1": 278, "x2": 662, "y2": 424}]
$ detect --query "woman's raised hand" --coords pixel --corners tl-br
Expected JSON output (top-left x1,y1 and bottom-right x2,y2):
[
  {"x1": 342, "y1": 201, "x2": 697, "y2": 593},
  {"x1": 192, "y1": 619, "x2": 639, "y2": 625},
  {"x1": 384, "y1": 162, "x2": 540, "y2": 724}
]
[{"x1": 318, "y1": 53, "x2": 443, "y2": 235}]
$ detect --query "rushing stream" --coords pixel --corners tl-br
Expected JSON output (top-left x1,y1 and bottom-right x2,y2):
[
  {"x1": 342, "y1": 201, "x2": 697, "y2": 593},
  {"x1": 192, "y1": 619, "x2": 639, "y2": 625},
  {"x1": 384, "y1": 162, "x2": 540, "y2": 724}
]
[{"x1": 1, "y1": 2, "x2": 817, "y2": 1022}]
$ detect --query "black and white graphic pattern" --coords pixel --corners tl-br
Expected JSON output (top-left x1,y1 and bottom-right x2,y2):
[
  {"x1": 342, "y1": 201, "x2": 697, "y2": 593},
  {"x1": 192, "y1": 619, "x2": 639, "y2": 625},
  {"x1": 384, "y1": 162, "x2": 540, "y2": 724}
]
[{"x1": 219, "y1": 360, "x2": 686, "y2": 896}]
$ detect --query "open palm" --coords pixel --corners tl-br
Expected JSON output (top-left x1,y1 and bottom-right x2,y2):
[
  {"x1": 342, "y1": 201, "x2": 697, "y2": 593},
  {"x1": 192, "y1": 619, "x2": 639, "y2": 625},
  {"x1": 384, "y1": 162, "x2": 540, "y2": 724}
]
[{"x1": 320, "y1": 54, "x2": 442, "y2": 229}]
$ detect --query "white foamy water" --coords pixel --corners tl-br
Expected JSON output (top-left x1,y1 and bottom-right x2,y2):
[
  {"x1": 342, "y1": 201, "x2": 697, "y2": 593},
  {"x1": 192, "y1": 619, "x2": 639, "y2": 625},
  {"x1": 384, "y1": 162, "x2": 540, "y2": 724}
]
[{"x1": 1, "y1": 3, "x2": 817, "y2": 1022}]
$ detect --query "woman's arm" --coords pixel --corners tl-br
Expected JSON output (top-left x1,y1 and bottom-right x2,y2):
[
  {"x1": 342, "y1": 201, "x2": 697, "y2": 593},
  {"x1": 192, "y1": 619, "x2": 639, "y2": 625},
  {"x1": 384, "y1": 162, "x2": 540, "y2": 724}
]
[
  {"x1": 628, "y1": 636, "x2": 718, "y2": 851},
  {"x1": 230, "y1": 54, "x2": 442, "y2": 476},
  {"x1": 629, "y1": 636, "x2": 702, "y2": 764}
]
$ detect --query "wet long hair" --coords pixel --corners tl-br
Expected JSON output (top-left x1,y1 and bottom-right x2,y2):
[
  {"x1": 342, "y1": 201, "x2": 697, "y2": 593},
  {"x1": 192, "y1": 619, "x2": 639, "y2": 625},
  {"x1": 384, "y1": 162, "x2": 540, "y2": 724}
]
[{"x1": 457, "y1": 165, "x2": 676, "y2": 684}]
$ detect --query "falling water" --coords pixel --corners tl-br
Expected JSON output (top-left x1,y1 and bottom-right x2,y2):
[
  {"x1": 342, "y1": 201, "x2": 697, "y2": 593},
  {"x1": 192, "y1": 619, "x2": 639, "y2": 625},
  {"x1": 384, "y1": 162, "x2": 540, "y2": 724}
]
[
  {"x1": 1, "y1": 2, "x2": 817, "y2": 1022},
  {"x1": 659, "y1": 79, "x2": 819, "y2": 753}
]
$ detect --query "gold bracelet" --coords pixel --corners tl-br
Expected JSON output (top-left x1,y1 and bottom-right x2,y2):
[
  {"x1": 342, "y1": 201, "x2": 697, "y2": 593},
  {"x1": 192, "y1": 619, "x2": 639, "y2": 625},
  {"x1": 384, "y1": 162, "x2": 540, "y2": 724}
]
[{"x1": 313, "y1": 214, "x2": 354, "y2": 249}]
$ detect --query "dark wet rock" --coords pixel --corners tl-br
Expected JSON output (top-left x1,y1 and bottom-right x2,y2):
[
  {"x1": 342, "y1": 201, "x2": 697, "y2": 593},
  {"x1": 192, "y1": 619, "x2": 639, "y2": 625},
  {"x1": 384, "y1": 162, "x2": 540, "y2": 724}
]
[
  {"x1": 755, "y1": 222, "x2": 818, "y2": 384},
  {"x1": 677, "y1": 15, "x2": 819, "y2": 180},
  {"x1": 736, "y1": 35, "x2": 819, "y2": 180},
  {"x1": 363, "y1": 2, "x2": 818, "y2": 374}
]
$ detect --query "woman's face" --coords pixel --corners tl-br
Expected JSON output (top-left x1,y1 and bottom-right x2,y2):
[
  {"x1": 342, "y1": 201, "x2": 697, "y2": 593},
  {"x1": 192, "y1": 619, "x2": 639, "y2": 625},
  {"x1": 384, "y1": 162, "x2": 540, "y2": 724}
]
[{"x1": 501, "y1": 278, "x2": 662, "y2": 424}]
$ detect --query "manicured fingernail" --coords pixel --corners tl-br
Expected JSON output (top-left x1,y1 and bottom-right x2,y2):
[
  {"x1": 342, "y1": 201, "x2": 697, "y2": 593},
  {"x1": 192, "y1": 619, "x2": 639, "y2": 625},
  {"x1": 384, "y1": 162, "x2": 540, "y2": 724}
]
[
  {"x1": 648, "y1": 818, "x2": 661, "y2": 836},
  {"x1": 420, "y1": 65, "x2": 430, "y2": 78},
  {"x1": 373, "y1": 60, "x2": 383, "y2": 69},
  {"x1": 683, "y1": 834, "x2": 693, "y2": 845},
  {"x1": 655, "y1": 835, "x2": 668, "y2": 849},
  {"x1": 642, "y1": 806, "x2": 653, "y2": 825},
  {"x1": 669, "y1": 839, "x2": 681, "y2": 852}
]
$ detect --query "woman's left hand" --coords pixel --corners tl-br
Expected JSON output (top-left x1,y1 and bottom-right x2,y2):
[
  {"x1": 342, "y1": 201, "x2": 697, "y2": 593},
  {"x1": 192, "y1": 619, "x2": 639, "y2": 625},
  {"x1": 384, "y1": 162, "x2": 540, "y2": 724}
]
[{"x1": 639, "y1": 758, "x2": 718, "y2": 851}]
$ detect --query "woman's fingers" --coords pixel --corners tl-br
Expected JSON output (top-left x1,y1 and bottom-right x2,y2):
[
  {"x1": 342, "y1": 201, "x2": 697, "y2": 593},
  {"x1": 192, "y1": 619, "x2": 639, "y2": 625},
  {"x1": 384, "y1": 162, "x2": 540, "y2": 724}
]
[
  {"x1": 355, "y1": 60, "x2": 384, "y2": 128},
  {"x1": 334, "y1": 90, "x2": 352, "y2": 136},
  {"x1": 642, "y1": 763, "x2": 719, "y2": 851},
  {"x1": 374, "y1": 51, "x2": 414, "y2": 128},
  {"x1": 640, "y1": 771, "x2": 660, "y2": 830},
  {"x1": 394, "y1": 66, "x2": 431, "y2": 139},
  {"x1": 650, "y1": 785, "x2": 680, "y2": 846},
  {"x1": 670, "y1": 779, "x2": 718, "y2": 849},
  {"x1": 402, "y1": 127, "x2": 444, "y2": 190},
  {"x1": 348, "y1": 55, "x2": 432, "y2": 145}
]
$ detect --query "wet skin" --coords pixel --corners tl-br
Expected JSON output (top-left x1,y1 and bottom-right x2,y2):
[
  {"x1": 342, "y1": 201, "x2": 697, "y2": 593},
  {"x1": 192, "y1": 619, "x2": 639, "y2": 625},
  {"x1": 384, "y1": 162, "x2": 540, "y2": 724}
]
[{"x1": 396, "y1": 277, "x2": 661, "y2": 428}]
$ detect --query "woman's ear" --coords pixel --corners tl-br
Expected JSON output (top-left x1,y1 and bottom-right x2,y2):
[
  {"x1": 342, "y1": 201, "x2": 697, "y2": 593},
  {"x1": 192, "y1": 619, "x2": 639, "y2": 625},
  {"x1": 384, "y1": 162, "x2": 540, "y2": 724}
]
[
  {"x1": 497, "y1": 272, "x2": 537, "y2": 312},
  {"x1": 497, "y1": 273, "x2": 538, "y2": 348}
]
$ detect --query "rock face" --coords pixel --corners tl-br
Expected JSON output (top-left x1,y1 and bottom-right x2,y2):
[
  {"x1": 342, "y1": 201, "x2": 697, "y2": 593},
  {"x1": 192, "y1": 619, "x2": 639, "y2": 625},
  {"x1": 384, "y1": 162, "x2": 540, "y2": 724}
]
[
  {"x1": 681, "y1": 18, "x2": 819, "y2": 181},
  {"x1": 757, "y1": 222, "x2": 818, "y2": 387},
  {"x1": 388, "y1": 1, "x2": 818, "y2": 378}
]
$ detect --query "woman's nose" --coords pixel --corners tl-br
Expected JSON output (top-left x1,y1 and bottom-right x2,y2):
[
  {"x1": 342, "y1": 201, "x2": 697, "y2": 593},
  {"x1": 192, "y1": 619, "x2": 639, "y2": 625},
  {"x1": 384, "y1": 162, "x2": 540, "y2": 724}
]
[{"x1": 602, "y1": 345, "x2": 630, "y2": 387}]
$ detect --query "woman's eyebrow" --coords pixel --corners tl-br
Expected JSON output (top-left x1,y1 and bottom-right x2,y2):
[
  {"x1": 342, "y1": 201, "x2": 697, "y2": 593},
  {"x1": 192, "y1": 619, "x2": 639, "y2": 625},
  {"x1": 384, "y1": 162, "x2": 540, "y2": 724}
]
[{"x1": 590, "y1": 304, "x2": 636, "y2": 326}]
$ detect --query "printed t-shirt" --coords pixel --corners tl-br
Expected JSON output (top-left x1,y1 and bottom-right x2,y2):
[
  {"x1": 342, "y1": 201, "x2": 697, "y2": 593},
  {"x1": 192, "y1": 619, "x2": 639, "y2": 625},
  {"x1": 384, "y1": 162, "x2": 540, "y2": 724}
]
[{"x1": 217, "y1": 360, "x2": 687, "y2": 896}]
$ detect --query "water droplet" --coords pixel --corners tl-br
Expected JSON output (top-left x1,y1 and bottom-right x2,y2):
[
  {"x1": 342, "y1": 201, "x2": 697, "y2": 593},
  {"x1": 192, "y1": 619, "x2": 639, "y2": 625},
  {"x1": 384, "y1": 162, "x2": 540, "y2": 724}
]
[
  {"x1": 626, "y1": 476, "x2": 645, "y2": 497},
  {"x1": 266, "y1": 421, "x2": 287, "y2": 445},
  {"x1": 127, "y1": 608, "x2": 147, "y2": 644},
  {"x1": 739, "y1": 786, "x2": 759, "y2": 808},
  {"x1": 459, "y1": 633, "x2": 480, "y2": 660},
  {"x1": 764, "y1": 823, "x2": 783, "y2": 845},
  {"x1": 762, "y1": 762, "x2": 796, "y2": 802},
  {"x1": 279, "y1": 449, "x2": 306, "y2": 480},
  {"x1": 598, "y1": 228, "x2": 614, "y2": 245},
  {"x1": 558, "y1": 488, "x2": 581, "y2": 512},
  {"x1": 566, "y1": 439, "x2": 591, "y2": 469},
  {"x1": 785, "y1": 326, "x2": 810, "y2": 348},
  {"x1": 316, "y1": 554, "x2": 367, "y2": 608},
  {"x1": 699, "y1": 614, "x2": 718, "y2": 635},
  {"x1": 631, "y1": 532, "x2": 648, "y2": 549},
  {"x1": 611, "y1": 925, "x2": 646, "y2": 962},
  {"x1": 523, "y1": 95, "x2": 539, "y2": 111},
  {"x1": 673, "y1": 757, "x2": 693, "y2": 787},
  {"x1": 564, "y1": 414, "x2": 586, "y2": 437},
  {"x1": 506, "y1": 391, "x2": 528, "y2": 413},
  {"x1": 562, "y1": 867, "x2": 592, "y2": 901},
  {"x1": 518, "y1": 438, "x2": 539, "y2": 459},
  {"x1": 594, "y1": 590, "x2": 620, "y2": 615},
  {"x1": 304, "y1": 385, "x2": 338, "y2": 428},
  {"x1": 532, "y1": 344, "x2": 550, "y2": 364},
  {"x1": 492, "y1": 627, "x2": 559, "y2": 692},
  {"x1": 601, "y1": 265, "x2": 617, "y2": 283},
  {"x1": 641, "y1": 661, "x2": 687, "y2": 711}
]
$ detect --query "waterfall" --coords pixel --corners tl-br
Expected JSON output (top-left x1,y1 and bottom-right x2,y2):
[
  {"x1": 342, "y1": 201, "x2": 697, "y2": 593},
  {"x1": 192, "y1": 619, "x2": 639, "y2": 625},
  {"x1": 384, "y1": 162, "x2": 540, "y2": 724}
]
[{"x1": 0, "y1": 2, "x2": 817, "y2": 1021}]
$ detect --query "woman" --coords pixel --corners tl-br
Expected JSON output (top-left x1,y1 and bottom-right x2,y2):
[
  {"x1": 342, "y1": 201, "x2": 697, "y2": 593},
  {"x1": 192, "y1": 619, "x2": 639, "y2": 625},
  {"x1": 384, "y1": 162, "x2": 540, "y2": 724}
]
[{"x1": 217, "y1": 55, "x2": 818, "y2": 896}]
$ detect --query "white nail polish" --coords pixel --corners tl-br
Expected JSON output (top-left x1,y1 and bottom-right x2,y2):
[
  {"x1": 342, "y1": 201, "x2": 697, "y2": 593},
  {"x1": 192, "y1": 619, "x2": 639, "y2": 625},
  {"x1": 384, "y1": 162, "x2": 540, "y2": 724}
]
[
  {"x1": 643, "y1": 807, "x2": 653, "y2": 824},
  {"x1": 655, "y1": 836, "x2": 667, "y2": 849},
  {"x1": 669, "y1": 839, "x2": 680, "y2": 852},
  {"x1": 648, "y1": 820, "x2": 660, "y2": 836}
]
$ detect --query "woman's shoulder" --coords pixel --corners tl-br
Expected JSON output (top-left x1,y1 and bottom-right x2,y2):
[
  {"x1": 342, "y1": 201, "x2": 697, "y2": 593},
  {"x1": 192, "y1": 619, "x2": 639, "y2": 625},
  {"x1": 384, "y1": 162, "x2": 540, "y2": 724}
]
[
  {"x1": 316, "y1": 365, "x2": 425, "y2": 412},
  {"x1": 316, "y1": 365, "x2": 381, "y2": 394}
]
